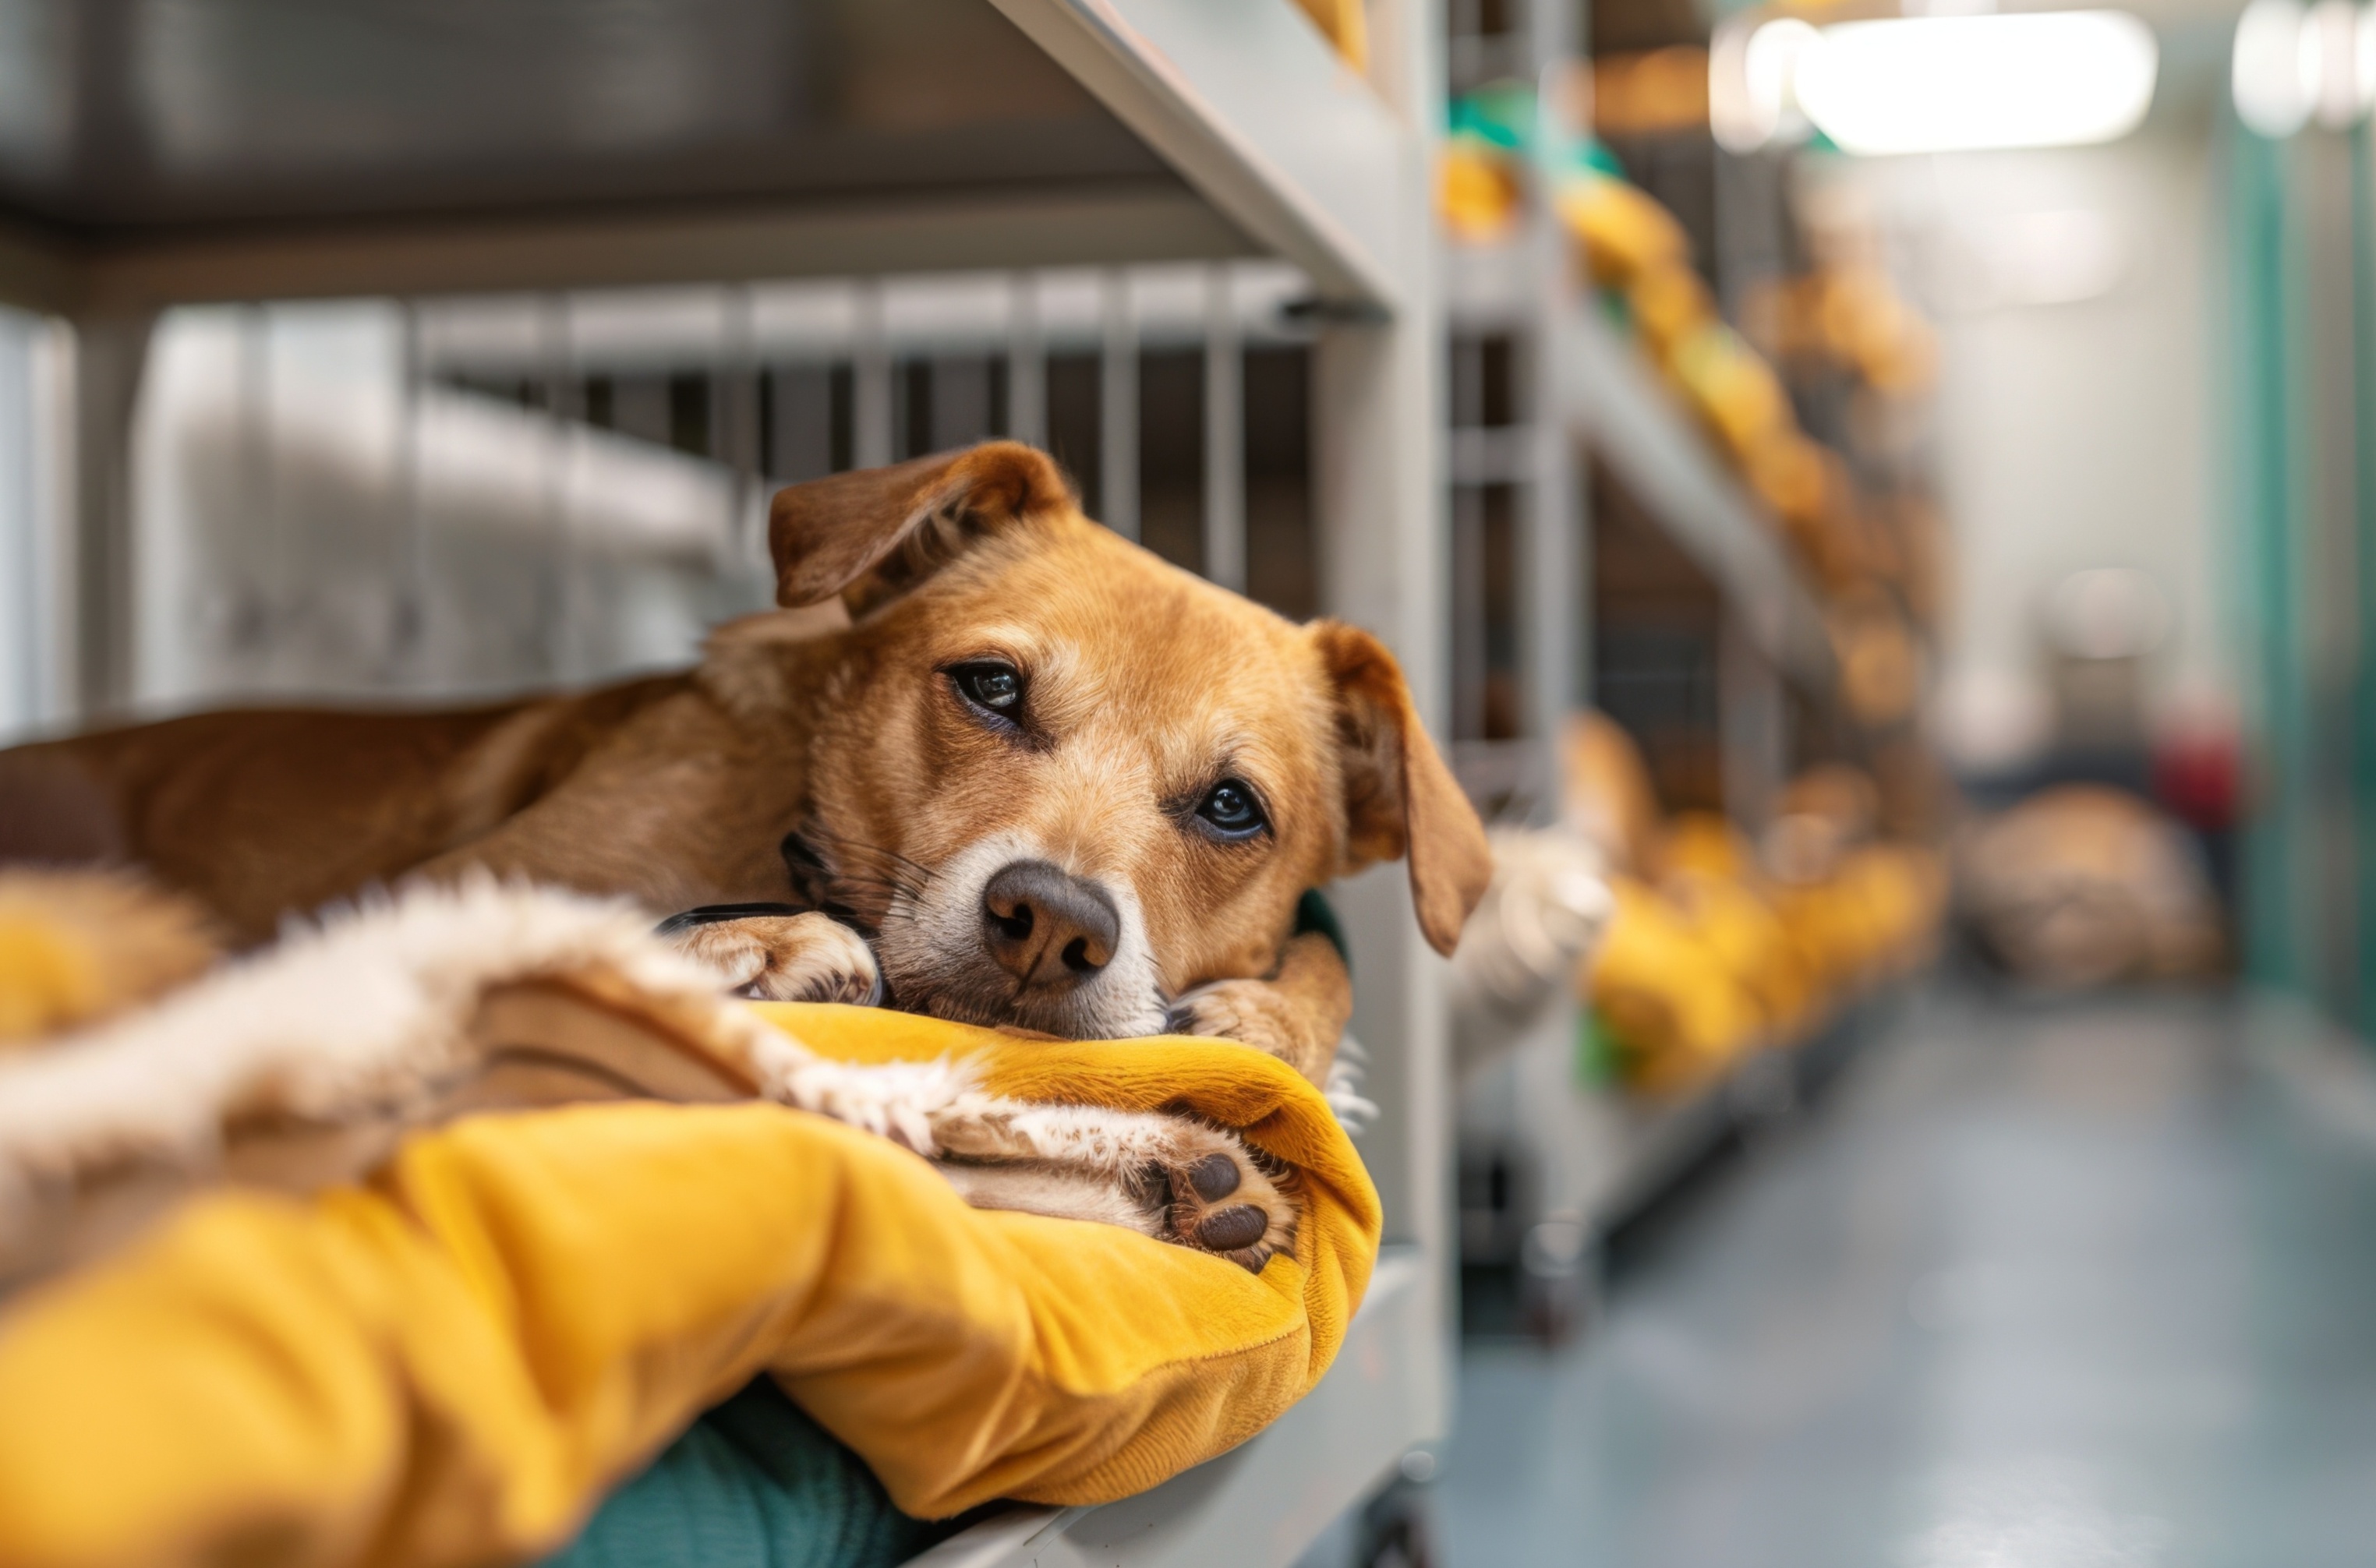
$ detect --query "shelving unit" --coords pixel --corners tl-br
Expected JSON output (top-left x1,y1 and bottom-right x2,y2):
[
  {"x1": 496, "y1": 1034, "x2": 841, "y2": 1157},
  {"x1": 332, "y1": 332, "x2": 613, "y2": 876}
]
[
  {"x1": 1441, "y1": 0, "x2": 1857, "y2": 1335},
  {"x1": 0, "y1": 3, "x2": 1451, "y2": 1563}
]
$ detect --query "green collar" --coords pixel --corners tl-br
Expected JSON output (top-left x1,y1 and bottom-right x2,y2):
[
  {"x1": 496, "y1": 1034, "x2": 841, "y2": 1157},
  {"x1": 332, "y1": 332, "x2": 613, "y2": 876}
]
[{"x1": 1292, "y1": 889, "x2": 1349, "y2": 973}]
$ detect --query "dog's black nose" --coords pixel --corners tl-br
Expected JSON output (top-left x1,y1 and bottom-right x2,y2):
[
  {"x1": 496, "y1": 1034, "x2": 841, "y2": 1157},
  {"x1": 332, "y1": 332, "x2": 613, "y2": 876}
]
[{"x1": 981, "y1": 860, "x2": 1119, "y2": 987}]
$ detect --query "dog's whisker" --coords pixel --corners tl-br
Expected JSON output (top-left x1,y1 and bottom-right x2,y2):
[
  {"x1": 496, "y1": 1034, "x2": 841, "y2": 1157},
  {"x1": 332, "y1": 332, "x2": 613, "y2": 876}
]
[
  {"x1": 826, "y1": 859, "x2": 924, "y2": 890},
  {"x1": 831, "y1": 880, "x2": 926, "y2": 909},
  {"x1": 833, "y1": 858, "x2": 932, "y2": 895},
  {"x1": 804, "y1": 825, "x2": 936, "y2": 883},
  {"x1": 789, "y1": 823, "x2": 934, "y2": 907},
  {"x1": 827, "y1": 867, "x2": 929, "y2": 902}
]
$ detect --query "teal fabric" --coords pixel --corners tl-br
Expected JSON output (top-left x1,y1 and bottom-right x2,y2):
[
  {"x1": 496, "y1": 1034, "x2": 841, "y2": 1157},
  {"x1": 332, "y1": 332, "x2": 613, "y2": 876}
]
[{"x1": 543, "y1": 1379, "x2": 975, "y2": 1568}]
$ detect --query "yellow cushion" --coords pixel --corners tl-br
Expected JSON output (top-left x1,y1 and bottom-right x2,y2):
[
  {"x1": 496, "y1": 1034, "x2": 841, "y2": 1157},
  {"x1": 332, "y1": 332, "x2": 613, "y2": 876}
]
[{"x1": 0, "y1": 1007, "x2": 1381, "y2": 1568}]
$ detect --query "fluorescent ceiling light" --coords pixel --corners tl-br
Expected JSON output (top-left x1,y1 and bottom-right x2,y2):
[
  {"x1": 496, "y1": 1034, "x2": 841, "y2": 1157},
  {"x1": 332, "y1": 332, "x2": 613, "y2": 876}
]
[
  {"x1": 1780, "y1": 11, "x2": 2159, "y2": 156},
  {"x1": 2230, "y1": 0, "x2": 2376, "y2": 138},
  {"x1": 1711, "y1": 16, "x2": 1820, "y2": 152}
]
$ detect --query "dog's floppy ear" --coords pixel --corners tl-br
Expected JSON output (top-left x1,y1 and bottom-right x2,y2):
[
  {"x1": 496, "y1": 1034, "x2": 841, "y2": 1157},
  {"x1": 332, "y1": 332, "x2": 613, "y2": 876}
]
[
  {"x1": 1312, "y1": 620, "x2": 1495, "y2": 957},
  {"x1": 769, "y1": 441, "x2": 1071, "y2": 616}
]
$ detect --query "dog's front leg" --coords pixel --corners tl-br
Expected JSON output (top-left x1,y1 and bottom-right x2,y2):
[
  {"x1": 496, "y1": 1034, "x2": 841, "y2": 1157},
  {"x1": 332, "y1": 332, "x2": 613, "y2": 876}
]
[
  {"x1": 928, "y1": 1106, "x2": 1300, "y2": 1272},
  {"x1": 664, "y1": 909, "x2": 882, "y2": 1005},
  {"x1": 1167, "y1": 931, "x2": 1352, "y2": 1087}
]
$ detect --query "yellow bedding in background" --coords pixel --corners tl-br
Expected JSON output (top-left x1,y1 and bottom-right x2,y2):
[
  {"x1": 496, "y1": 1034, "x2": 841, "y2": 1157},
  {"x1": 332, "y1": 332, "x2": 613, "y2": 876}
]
[{"x1": 0, "y1": 1006, "x2": 1381, "y2": 1568}]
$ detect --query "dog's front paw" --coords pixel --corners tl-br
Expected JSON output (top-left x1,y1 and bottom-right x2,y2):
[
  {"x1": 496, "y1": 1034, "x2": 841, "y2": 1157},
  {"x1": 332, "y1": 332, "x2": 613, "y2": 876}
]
[
  {"x1": 1169, "y1": 979, "x2": 1334, "y2": 1080},
  {"x1": 926, "y1": 1100, "x2": 1300, "y2": 1272},
  {"x1": 669, "y1": 910, "x2": 881, "y2": 1005},
  {"x1": 1143, "y1": 1121, "x2": 1299, "y2": 1272}
]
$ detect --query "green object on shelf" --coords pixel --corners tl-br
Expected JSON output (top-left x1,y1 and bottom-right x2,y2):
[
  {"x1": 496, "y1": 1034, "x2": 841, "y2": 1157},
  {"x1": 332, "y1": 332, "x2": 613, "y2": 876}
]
[
  {"x1": 1568, "y1": 136, "x2": 1628, "y2": 182},
  {"x1": 1447, "y1": 81, "x2": 1535, "y2": 152},
  {"x1": 1595, "y1": 286, "x2": 1635, "y2": 338},
  {"x1": 1579, "y1": 1008, "x2": 1625, "y2": 1088}
]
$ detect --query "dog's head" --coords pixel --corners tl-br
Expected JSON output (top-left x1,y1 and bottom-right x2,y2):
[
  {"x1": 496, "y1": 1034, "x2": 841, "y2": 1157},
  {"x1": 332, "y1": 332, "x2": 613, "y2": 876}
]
[{"x1": 755, "y1": 441, "x2": 1491, "y2": 1040}]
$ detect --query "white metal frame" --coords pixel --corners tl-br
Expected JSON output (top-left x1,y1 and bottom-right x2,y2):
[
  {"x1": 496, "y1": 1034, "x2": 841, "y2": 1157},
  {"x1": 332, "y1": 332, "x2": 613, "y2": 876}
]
[{"x1": 988, "y1": 0, "x2": 1414, "y2": 307}]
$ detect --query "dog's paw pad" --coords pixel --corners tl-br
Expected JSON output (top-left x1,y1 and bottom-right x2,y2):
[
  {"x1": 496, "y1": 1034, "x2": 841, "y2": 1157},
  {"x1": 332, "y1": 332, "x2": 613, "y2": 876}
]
[
  {"x1": 1195, "y1": 1205, "x2": 1270, "y2": 1252},
  {"x1": 1154, "y1": 1126, "x2": 1296, "y2": 1272},
  {"x1": 1187, "y1": 1151, "x2": 1242, "y2": 1202}
]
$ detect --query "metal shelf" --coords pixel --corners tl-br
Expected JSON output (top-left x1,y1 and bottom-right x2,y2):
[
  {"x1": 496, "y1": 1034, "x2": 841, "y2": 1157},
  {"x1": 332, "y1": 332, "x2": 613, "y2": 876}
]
[
  {"x1": 907, "y1": 1247, "x2": 1431, "y2": 1568},
  {"x1": 0, "y1": 0, "x2": 1415, "y2": 316},
  {"x1": 1565, "y1": 305, "x2": 1837, "y2": 696},
  {"x1": 990, "y1": 0, "x2": 1412, "y2": 309}
]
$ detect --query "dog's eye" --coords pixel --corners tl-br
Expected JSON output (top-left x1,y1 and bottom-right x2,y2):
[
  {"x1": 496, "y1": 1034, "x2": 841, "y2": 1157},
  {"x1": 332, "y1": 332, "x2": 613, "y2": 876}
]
[
  {"x1": 1196, "y1": 780, "x2": 1268, "y2": 838},
  {"x1": 949, "y1": 662, "x2": 1024, "y2": 718}
]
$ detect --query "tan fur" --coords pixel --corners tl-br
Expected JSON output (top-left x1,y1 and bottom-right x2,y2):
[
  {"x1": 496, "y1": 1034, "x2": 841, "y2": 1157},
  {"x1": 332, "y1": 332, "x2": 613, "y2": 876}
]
[
  {"x1": 673, "y1": 912, "x2": 881, "y2": 1005},
  {"x1": 0, "y1": 442, "x2": 1490, "y2": 1093}
]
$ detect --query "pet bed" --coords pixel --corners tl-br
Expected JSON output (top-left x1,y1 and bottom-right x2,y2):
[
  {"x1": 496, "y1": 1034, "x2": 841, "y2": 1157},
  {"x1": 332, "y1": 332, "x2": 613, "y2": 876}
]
[{"x1": 0, "y1": 881, "x2": 1381, "y2": 1568}]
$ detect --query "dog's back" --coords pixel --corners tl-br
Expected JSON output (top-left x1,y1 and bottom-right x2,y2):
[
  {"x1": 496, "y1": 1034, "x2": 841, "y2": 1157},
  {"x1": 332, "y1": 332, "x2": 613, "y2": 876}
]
[{"x1": 0, "y1": 680, "x2": 682, "y2": 941}]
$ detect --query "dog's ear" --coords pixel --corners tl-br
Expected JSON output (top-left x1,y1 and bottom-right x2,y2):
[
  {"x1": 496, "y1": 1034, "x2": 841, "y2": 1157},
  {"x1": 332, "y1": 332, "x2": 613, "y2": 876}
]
[
  {"x1": 769, "y1": 442, "x2": 1072, "y2": 616},
  {"x1": 1311, "y1": 620, "x2": 1494, "y2": 957}
]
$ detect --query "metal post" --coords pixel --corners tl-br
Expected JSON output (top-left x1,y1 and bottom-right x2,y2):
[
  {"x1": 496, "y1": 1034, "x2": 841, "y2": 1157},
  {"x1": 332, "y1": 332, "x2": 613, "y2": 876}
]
[
  {"x1": 1099, "y1": 267, "x2": 1138, "y2": 540},
  {"x1": 0, "y1": 313, "x2": 36, "y2": 736},
  {"x1": 1313, "y1": 0, "x2": 1449, "y2": 1441},
  {"x1": 720, "y1": 283, "x2": 764, "y2": 571},
  {"x1": 28, "y1": 318, "x2": 72, "y2": 729},
  {"x1": 390, "y1": 298, "x2": 426, "y2": 687},
  {"x1": 1202, "y1": 263, "x2": 1246, "y2": 591},
  {"x1": 1523, "y1": 0, "x2": 1581, "y2": 773},
  {"x1": 1006, "y1": 272, "x2": 1047, "y2": 449},
  {"x1": 853, "y1": 280, "x2": 893, "y2": 470},
  {"x1": 72, "y1": 313, "x2": 155, "y2": 720},
  {"x1": 537, "y1": 292, "x2": 575, "y2": 682}
]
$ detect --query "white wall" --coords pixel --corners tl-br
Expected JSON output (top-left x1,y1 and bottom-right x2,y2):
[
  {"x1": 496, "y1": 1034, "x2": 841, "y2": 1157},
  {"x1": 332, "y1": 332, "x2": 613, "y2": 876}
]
[{"x1": 1830, "y1": 125, "x2": 2225, "y2": 772}]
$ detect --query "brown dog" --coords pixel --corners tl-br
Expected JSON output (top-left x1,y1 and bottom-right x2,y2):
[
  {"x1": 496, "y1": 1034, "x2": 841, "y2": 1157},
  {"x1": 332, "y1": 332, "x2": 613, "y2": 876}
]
[{"x1": 2, "y1": 440, "x2": 1488, "y2": 1104}]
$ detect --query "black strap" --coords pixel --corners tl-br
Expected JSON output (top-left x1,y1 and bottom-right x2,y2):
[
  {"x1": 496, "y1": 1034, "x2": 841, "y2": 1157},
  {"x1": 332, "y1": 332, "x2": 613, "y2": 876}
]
[{"x1": 652, "y1": 902, "x2": 808, "y2": 938}]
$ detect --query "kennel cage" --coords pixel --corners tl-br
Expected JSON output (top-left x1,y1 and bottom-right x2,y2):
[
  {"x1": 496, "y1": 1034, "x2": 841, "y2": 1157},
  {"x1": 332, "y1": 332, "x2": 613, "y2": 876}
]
[
  {"x1": 102, "y1": 263, "x2": 1326, "y2": 711},
  {"x1": 0, "y1": 2, "x2": 1450, "y2": 1563},
  {"x1": 1436, "y1": 0, "x2": 1854, "y2": 1338}
]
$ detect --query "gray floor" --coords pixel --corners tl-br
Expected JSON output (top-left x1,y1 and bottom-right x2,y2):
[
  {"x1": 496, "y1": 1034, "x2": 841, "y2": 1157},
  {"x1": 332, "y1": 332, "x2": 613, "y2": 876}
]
[{"x1": 1438, "y1": 991, "x2": 2376, "y2": 1568}]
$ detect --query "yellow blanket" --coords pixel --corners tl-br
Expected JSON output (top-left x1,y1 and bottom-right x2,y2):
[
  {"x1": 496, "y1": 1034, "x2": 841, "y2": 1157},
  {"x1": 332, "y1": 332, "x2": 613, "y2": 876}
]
[{"x1": 0, "y1": 1003, "x2": 1381, "y2": 1568}]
